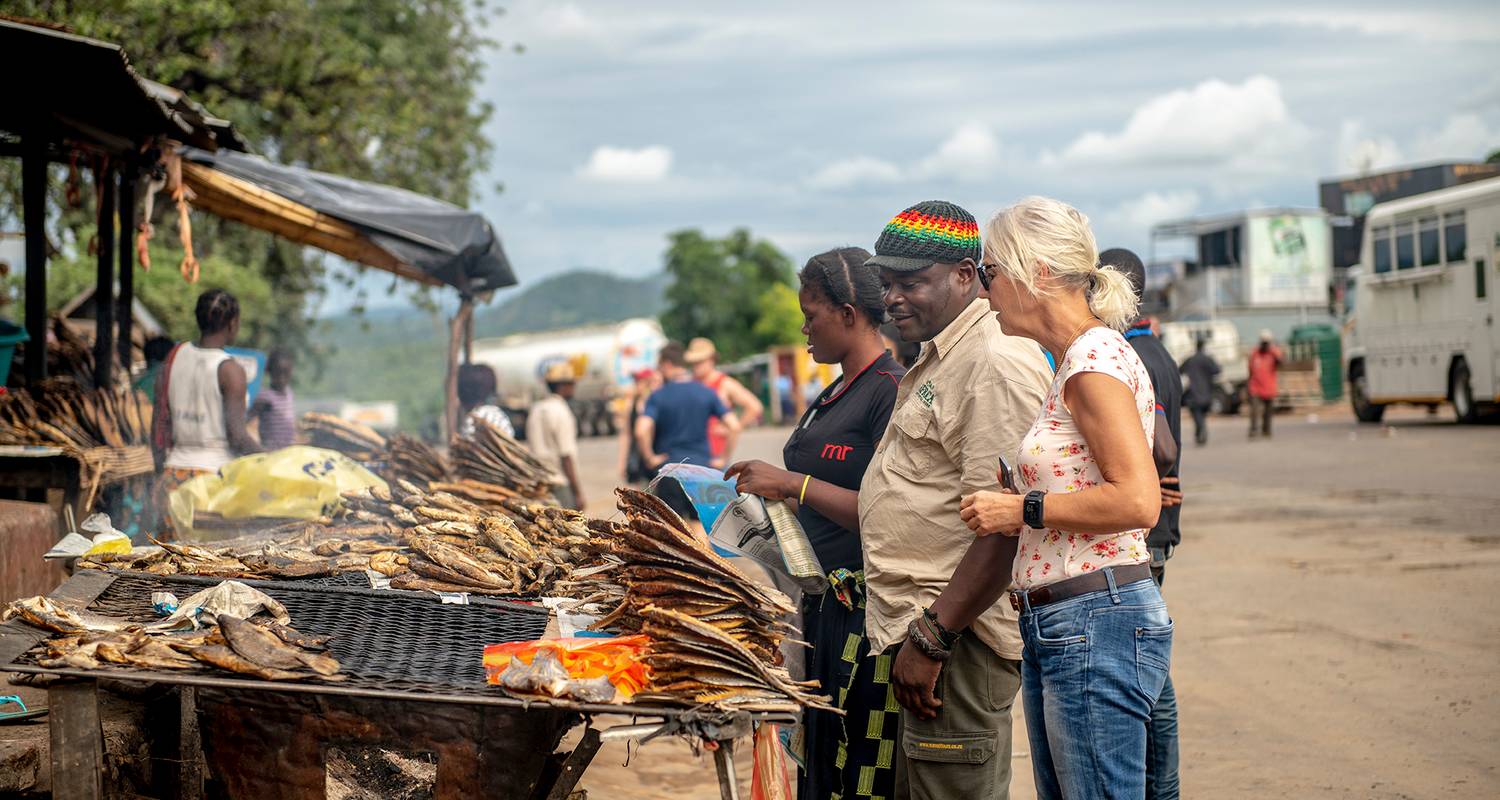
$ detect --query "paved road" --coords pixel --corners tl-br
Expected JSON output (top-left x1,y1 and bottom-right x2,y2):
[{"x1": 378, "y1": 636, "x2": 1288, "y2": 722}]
[{"x1": 573, "y1": 405, "x2": 1500, "y2": 798}]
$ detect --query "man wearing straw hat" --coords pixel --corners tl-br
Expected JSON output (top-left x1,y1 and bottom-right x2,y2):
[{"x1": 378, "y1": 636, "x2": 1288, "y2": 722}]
[{"x1": 526, "y1": 361, "x2": 586, "y2": 510}]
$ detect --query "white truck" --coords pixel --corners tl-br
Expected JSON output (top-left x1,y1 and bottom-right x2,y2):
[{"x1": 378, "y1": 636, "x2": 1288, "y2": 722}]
[
  {"x1": 1344, "y1": 176, "x2": 1500, "y2": 423},
  {"x1": 1160, "y1": 320, "x2": 1248, "y2": 413},
  {"x1": 470, "y1": 318, "x2": 666, "y2": 437}
]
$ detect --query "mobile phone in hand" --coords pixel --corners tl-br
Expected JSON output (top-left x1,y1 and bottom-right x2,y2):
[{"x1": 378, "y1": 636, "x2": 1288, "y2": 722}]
[{"x1": 998, "y1": 456, "x2": 1016, "y2": 491}]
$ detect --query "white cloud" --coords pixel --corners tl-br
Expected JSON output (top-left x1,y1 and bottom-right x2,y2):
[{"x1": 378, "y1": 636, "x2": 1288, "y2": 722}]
[
  {"x1": 1335, "y1": 120, "x2": 1405, "y2": 174},
  {"x1": 1050, "y1": 76, "x2": 1308, "y2": 167},
  {"x1": 1105, "y1": 190, "x2": 1203, "y2": 231},
  {"x1": 576, "y1": 146, "x2": 673, "y2": 182},
  {"x1": 915, "y1": 122, "x2": 1003, "y2": 180},
  {"x1": 538, "y1": 3, "x2": 599, "y2": 37},
  {"x1": 806, "y1": 156, "x2": 903, "y2": 190},
  {"x1": 1413, "y1": 113, "x2": 1499, "y2": 161},
  {"x1": 806, "y1": 122, "x2": 1006, "y2": 190}
]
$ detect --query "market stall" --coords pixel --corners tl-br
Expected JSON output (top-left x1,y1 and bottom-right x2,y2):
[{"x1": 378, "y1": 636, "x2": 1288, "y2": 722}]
[{"x1": 1, "y1": 478, "x2": 817, "y2": 799}]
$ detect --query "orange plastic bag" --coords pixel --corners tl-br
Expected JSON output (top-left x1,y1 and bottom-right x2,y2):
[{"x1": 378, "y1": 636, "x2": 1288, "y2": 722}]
[
  {"x1": 484, "y1": 635, "x2": 650, "y2": 699},
  {"x1": 752, "y1": 722, "x2": 793, "y2": 800}
]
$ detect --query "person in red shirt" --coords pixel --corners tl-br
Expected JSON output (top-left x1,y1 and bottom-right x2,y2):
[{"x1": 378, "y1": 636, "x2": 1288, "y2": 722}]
[{"x1": 1247, "y1": 329, "x2": 1282, "y2": 439}]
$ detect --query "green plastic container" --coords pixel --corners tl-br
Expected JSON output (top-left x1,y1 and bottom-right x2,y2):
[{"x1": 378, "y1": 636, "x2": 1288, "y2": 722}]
[
  {"x1": 0, "y1": 320, "x2": 28, "y2": 386},
  {"x1": 1290, "y1": 323, "x2": 1343, "y2": 401}
]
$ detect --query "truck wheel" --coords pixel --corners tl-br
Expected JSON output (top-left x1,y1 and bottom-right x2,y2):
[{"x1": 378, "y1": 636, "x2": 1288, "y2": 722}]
[
  {"x1": 1349, "y1": 361, "x2": 1384, "y2": 423},
  {"x1": 1450, "y1": 359, "x2": 1478, "y2": 424}
]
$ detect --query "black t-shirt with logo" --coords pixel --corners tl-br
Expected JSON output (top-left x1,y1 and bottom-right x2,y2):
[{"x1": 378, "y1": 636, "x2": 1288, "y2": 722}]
[{"x1": 782, "y1": 352, "x2": 906, "y2": 572}]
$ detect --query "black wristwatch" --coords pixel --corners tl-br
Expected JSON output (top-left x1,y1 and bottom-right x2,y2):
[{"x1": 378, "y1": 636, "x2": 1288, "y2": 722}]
[{"x1": 1023, "y1": 490, "x2": 1046, "y2": 530}]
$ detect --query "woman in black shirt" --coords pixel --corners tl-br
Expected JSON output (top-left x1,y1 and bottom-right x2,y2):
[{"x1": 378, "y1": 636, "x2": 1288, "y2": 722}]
[{"x1": 726, "y1": 247, "x2": 905, "y2": 800}]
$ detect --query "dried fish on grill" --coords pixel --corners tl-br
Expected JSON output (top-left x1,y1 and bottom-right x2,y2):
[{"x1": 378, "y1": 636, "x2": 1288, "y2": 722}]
[
  {"x1": 386, "y1": 433, "x2": 451, "y2": 485},
  {"x1": 450, "y1": 417, "x2": 554, "y2": 497},
  {"x1": 2, "y1": 596, "x2": 142, "y2": 634},
  {"x1": 575, "y1": 489, "x2": 827, "y2": 711},
  {"x1": 298, "y1": 412, "x2": 387, "y2": 460}
]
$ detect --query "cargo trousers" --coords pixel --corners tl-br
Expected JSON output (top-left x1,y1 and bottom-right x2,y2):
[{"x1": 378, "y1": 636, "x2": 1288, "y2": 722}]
[{"x1": 892, "y1": 636, "x2": 1021, "y2": 800}]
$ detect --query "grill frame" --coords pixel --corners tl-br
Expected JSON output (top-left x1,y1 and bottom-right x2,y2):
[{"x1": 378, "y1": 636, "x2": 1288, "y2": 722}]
[{"x1": 0, "y1": 569, "x2": 730, "y2": 719}]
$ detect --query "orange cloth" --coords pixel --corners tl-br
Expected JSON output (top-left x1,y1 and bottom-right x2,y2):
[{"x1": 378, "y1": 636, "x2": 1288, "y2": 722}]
[{"x1": 484, "y1": 635, "x2": 650, "y2": 699}]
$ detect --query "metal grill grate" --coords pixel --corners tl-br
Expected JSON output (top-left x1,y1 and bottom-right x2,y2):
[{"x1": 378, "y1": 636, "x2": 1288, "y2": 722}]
[{"x1": 25, "y1": 573, "x2": 553, "y2": 696}]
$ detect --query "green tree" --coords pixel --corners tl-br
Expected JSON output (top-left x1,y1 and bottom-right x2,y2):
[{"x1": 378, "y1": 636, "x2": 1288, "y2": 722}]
[
  {"x1": 0, "y1": 0, "x2": 506, "y2": 353},
  {"x1": 1487, "y1": 148, "x2": 1500, "y2": 164},
  {"x1": 660, "y1": 229, "x2": 795, "y2": 361},
  {"x1": 751, "y1": 282, "x2": 805, "y2": 349}
]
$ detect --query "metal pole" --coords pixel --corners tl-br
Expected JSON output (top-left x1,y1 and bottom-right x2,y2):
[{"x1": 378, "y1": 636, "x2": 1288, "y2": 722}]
[
  {"x1": 22, "y1": 142, "x2": 48, "y2": 386},
  {"x1": 94, "y1": 163, "x2": 116, "y2": 388},
  {"x1": 117, "y1": 171, "x2": 137, "y2": 373},
  {"x1": 712, "y1": 739, "x2": 740, "y2": 800}
]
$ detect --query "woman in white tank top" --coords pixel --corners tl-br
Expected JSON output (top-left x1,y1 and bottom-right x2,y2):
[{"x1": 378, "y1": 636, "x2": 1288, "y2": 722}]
[{"x1": 152, "y1": 290, "x2": 263, "y2": 538}]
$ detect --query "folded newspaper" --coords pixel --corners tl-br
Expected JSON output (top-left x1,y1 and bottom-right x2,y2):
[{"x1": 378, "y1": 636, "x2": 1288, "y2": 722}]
[
  {"x1": 649, "y1": 463, "x2": 826, "y2": 595},
  {"x1": 709, "y1": 494, "x2": 827, "y2": 595}
]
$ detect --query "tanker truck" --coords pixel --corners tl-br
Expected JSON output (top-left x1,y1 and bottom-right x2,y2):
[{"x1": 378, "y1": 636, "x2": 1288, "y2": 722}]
[{"x1": 469, "y1": 318, "x2": 666, "y2": 438}]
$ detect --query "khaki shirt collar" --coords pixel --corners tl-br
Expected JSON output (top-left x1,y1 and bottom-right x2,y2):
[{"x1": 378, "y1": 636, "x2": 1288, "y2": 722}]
[{"x1": 921, "y1": 298, "x2": 992, "y2": 363}]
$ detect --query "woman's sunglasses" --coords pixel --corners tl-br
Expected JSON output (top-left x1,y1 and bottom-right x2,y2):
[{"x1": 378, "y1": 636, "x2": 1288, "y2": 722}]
[{"x1": 977, "y1": 262, "x2": 999, "y2": 291}]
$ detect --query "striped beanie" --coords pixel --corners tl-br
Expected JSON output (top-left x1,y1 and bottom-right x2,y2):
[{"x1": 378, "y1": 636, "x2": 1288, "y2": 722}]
[{"x1": 865, "y1": 200, "x2": 982, "y2": 272}]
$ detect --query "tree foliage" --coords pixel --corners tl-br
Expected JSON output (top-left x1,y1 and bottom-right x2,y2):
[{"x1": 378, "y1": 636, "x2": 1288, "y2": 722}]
[
  {"x1": 660, "y1": 229, "x2": 796, "y2": 362},
  {"x1": 751, "y1": 283, "x2": 805, "y2": 350},
  {"x1": 0, "y1": 0, "x2": 504, "y2": 352}
]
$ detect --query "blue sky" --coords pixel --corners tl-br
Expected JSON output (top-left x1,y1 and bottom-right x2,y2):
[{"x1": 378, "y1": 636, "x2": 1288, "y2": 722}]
[{"x1": 330, "y1": 0, "x2": 1499, "y2": 312}]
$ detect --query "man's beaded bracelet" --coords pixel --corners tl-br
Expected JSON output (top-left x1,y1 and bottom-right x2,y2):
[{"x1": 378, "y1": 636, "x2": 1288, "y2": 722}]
[
  {"x1": 921, "y1": 607, "x2": 961, "y2": 649},
  {"x1": 906, "y1": 617, "x2": 952, "y2": 661}
]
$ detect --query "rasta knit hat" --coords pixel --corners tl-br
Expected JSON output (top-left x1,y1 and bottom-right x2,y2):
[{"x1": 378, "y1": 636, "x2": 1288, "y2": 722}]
[{"x1": 865, "y1": 200, "x2": 982, "y2": 273}]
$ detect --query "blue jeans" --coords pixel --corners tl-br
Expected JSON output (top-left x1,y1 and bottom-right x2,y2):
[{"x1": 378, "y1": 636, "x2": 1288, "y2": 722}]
[
  {"x1": 1018, "y1": 570, "x2": 1173, "y2": 800},
  {"x1": 1146, "y1": 673, "x2": 1179, "y2": 799}
]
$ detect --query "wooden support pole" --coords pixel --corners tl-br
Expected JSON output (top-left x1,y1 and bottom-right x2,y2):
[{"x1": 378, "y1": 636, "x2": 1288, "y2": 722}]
[
  {"x1": 22, "y1": 142, "x2": 48, "y2": 386},
  {"x1": 444, "y1": 295, "x2": 475, "y2": 442},
  {"x1": 94, "y1": 163, "x2": 117, "y2": 388},
  {"x1": 117, "y1": 172, "x2": 136, "y2": 372},
  {"x1": 49, "y1": 680, "x2": 104, "y2": 800}
]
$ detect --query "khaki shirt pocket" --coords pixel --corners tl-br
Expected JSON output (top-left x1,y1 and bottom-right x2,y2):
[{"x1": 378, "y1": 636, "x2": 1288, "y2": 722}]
[{"x1": 885, "y1": 402, "x2": 940, "y2": 480}]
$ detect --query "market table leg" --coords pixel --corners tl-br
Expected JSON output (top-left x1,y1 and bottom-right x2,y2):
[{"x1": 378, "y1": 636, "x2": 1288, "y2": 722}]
[
  {"x1": 49, "y1": 679, "x2": 103, "y2": 800},
  {"x1": 712, "y1": 739, "x2": 740, "y2": 800},
  {"x1": 543, "y1": 726, "x2": 602, "y2": 800}
]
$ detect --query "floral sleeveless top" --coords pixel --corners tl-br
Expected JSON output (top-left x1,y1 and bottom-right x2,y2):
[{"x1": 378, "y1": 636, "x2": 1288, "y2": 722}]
[{"x1": 1013, "y1": 326, "x2": 1154, "y2": 590}]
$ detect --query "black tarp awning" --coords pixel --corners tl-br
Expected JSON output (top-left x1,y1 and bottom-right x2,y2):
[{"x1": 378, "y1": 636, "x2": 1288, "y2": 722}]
[
  {"x1": 0, "y1": 18, "x2": 243, "y2": 153},
  {"x1": 183, "y1": 147, "x2": 516, "y2": 294}
]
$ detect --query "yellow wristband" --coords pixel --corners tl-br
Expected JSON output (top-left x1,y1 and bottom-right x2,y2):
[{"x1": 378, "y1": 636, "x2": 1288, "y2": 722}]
[{"x1": 798, "y1": 474, "x2": 812, "y2": 504}]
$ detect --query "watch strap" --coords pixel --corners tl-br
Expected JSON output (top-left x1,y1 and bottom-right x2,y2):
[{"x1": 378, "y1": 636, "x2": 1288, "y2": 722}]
[{"x1": 1024, "y1": 491, "x2": 1046, "y2": 530}]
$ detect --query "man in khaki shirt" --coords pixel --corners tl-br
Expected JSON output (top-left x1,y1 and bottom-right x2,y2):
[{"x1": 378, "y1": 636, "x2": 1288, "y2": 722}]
[
  {"x1": 858, "y1": 200, "x2": 1051, "y2": 799},
  {"x1": 525, "y1": 362, "x2": 586, "y2": 510}
]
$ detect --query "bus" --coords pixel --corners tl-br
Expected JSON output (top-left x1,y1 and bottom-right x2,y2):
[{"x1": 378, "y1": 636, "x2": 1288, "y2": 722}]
[{"x1": 1344, "y1": 176, "x2": 1500, "y2": 423}]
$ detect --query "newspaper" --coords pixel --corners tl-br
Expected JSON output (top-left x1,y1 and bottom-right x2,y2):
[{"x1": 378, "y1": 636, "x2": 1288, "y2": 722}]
[{"x1": 708, "y1": 493, "x2": 826, "y2": 595}]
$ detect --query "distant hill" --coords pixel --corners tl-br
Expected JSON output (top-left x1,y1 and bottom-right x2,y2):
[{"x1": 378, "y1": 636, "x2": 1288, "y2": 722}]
[
  {"x1": 473, "y1": 270, "x2": 668, "y2": 337},
  {"x1": 302, "y1": 269, "x2": 667, "y2": 432}
]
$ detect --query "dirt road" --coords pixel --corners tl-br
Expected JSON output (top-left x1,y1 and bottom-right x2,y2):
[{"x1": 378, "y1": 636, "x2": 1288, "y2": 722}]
[{"x1": 572, "y1": 406, "x2": 1500, "y2": 799}]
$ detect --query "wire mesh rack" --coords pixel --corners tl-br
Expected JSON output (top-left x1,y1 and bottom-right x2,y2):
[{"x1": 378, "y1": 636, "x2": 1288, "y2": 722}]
[{"x1": 14, "y1": 572, "x2": 550, "y2": 698}]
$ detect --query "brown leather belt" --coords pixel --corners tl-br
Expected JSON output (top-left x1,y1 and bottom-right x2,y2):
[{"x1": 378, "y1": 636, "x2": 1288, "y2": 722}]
[{"x1": 1009, "y1": 563, "x2": 1153, "y2": 612}]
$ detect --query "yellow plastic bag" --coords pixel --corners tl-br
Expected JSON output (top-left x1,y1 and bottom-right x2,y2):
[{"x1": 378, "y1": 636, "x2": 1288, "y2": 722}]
[{"x1": 169, "y1": 446, "x2": 387, "y2": 538}]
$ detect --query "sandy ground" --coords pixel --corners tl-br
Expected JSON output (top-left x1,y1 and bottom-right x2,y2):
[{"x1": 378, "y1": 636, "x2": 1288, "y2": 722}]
[{"x1": 571, "y1": 404, "x2": 1500, "y2": 799}]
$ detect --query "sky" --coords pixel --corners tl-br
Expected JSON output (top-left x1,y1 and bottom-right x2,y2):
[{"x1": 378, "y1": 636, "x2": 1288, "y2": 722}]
[{"x1": 336, "y1": 0, "x2": 1499, "y2": 312}]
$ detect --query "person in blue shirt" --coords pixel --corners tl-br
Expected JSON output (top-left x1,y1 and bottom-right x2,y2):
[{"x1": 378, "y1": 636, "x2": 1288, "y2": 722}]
[{"x1": 634, "y1": 341, "x2": 741, "y2": 472}]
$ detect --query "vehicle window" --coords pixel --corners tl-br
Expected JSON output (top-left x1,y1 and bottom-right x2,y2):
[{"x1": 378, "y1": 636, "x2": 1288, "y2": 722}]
[
  {"x1": 1372, "y1": 226, "x2": 1391, "y2": 274},
  {"x1": 1418, "y1": 217, "x2": 1440, "y2": 266},
  {"x1": 1479, "y1": 258, "x2": 1488, "y2": 300},
  {"x1": 1395, "y1": 221, "x2": 1415, "y2": 270},
  {"x1": 1444, "y1": 211, "x2": 1466, "y2": 263}
]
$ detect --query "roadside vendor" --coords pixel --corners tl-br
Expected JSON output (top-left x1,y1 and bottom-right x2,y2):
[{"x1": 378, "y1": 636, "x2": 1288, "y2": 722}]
[
  {"x1": 725, "y1": 246, "x2": 904, "y2": 800},
  {"x1": 525, "y1": 362, "x2": 586, "y2": 511},
  {"x1": 457, "y1": 362, "x2": 516, "y2": 438},
  {"x1": 152, "y1": 289, "x2": 263, "y2": 534}
]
